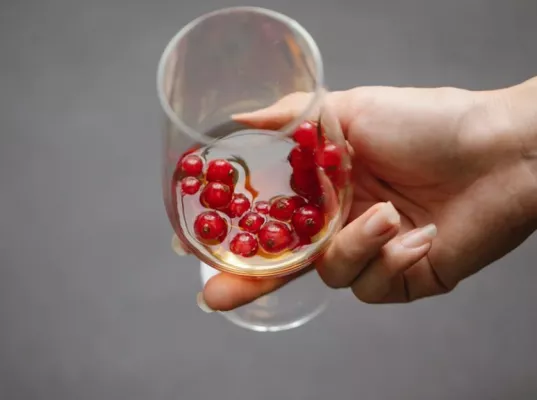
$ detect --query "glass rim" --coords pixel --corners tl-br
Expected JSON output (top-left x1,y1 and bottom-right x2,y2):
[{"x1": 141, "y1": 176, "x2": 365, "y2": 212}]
[{"x1": 156, "y1": 6, "x2": 325, "y2": 145}]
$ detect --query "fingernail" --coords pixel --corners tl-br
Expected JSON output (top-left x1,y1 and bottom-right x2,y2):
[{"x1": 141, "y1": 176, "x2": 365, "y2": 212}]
[
  {"x1": 171, "y1": 235, "x2": 187, "y2": 256},
  {"x1": 196, "y1": 292, "x2": 214, "y2": 313},
  {"x1": 401, "y1": 224, "x2": 437, "y2": 248},
  {"x1": 231, "y1": 111, "x2": 258, "y2": 120},
  {"x1": 363, "y1": 202, "x2": 400, "y2": 236}
]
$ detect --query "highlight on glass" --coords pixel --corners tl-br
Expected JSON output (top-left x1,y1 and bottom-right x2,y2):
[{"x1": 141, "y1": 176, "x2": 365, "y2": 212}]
[{"x1": 158, "y1": 7, "x2": 352, "y2": 331}]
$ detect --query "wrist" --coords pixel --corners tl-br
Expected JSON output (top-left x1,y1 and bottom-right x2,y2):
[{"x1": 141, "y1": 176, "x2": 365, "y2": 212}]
[{"x1": 483, "y1": 78, "x2": 537, "y2": 224}]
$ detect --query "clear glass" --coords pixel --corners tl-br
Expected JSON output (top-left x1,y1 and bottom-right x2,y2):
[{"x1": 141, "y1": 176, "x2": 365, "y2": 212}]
[{"x1": 159, "y1": 7, "x2": 352, "y2": 331}]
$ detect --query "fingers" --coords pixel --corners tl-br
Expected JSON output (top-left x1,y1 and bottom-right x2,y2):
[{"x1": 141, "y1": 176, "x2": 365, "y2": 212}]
[
  {"x1": 316, "y1": 202, "x2": 401, "y2": 288},
  {"x1": 350, "y1": 224, "x2": 437, "y2": 303},
  {"x1": 232, "y1": 90, "x2": 357, "y2": 132},
  {"x1": 200, "y1": 271, "x2": 300, "y2": 312},
  {"x1": 197, "y1": 221, "x2": 437, "y2": 312},
  {"x1": 232, "y1": 92, "x2": 314, "y2": 130}
]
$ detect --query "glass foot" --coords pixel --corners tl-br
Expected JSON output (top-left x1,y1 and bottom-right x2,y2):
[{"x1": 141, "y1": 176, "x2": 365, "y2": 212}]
[{"x1": 200, "y1": 262, "x2": 331, "y2": 332}]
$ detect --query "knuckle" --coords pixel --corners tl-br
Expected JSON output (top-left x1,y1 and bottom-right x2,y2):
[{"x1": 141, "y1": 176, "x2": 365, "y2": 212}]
[
  {"x1": 351, "y1": 285, "x2": 379, "y2": 304},
  {"x1": 332, "y1": 240, "x2": 368, "y2": 268},
  {"x1": 317, "y1": 268, "x2": 348, "y2": 289}
]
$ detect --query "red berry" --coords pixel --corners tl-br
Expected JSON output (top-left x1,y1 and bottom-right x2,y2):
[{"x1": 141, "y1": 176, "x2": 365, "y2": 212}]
[
  {"x1": 307, "y1": 192, "x2": 327, "y2": 209},
  {"x1": 176, "y1": 146, "x2": 202, "y2": 168},
  {"x1": 258, "y1": 221, "x2": 293, "y2": 254},
  {"x1": 316, "y1": 142, "x2": 343, "y2": 171},
  {"x1": 291, "y1": 234, "x2": 312, "y2": 250},
  {"x1": 288, "y1": 145, "x2": 316, "y2": 170},
  {"x1": 181, "y1": 176, "x2": 201, "y2": 195},
  {"x1": 269, "y1": 196, "x2": 298, "y2": 221},
  {"x1": 292, "y1": 121, "x2": 319, "y2": 149},
  {"x1": 298, "y1": 235, "x2": 312, "y2": 246},
  {"x1": 291, "y1": 205, "x2": 324, "y2": 237},
  {"x1": 228, "y1": 193, "x2": 251, "y2": 218},
  {"x1": 182, "y1": 145, "x2": 201, "y2": 157},
  {"x1": 180, "y1": 154, "x2": 203, "y2": 177},
  {"x1": 229, "y1": 232, "x2": 259, "y2": 257},
  {"x1": 200, "y1": 182, "x2": 233, "y2": 209},
  {"x1": 254, "y1": 201, "x2": 270, "y2": 215},
  {"x1": 291, "y1": 170, "x2": 321, "y2": 197},
  {"x1": 239, "y1": 212, "x2": 265, "y2": 233},
  {"x1": 290, "y1": 195, "x2": 307, "y2": 208},
  {"x1": 194, "y1": 211, "x2": 228, "y2": 243},
  {"x1": 326, "y1": 168, "x2": 349, "y2": 188},
  {"x1": 206, "y1": 159, "x2": 235, "y2": 185}
]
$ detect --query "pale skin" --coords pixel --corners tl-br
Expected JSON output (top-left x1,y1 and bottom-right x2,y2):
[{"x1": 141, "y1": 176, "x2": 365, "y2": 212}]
[{"x1": 180, "y1": 77, "x2": 537, "y2": 311}]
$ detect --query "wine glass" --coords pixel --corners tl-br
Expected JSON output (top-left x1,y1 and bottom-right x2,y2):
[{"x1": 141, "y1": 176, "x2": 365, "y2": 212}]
[{"x1": 158, "y1": 7, "x2": 352, "y2": 331}]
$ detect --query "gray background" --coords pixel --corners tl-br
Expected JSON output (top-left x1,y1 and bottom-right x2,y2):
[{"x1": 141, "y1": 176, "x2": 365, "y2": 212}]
[{"x1": 1, "y1": 0, "x2": 537, "y2": 399}]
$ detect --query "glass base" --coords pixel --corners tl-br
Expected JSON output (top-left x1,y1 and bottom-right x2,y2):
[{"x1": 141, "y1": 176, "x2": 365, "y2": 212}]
[{"x1": 200, "y1": 262, "x2": 331, "y2": 332}]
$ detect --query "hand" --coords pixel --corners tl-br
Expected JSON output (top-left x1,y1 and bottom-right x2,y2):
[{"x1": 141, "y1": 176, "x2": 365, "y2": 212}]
[{"x1": 196, "y1": 79, "x2": 537, "y2": 311}]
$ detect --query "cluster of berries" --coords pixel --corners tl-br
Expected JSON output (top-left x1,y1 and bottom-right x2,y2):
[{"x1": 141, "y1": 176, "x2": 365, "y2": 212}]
[{"x1": 176, "y1": 121, "x2": 345, "y2": 258}]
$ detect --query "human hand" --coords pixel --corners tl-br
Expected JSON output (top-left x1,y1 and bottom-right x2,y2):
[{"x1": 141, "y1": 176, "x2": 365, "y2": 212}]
[{"x1": 195, "y1": 78, "x2": 537, "y2": 311}]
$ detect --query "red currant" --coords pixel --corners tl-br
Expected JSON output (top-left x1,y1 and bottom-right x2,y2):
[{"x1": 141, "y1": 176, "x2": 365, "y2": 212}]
[
  {"x1": 326, "y1": 168, "x2": 349, "y2": 189},
  {"x1": 254, "y1": 201, "x2": 270, "y2": 215},
  {"x1": 288, "y1": 145, "x2": 316, "y2": 171},
  {"x1": 290, "y1": 195, "x2": 307, "y2": 209},
  {"x1": 269, "y1": 196, "x2": 298, "y2": 221},
  {"x1": 181, "y1": 145, "x2": 201, "y2": 158},
  {"x1": 291, "y1": 205, "x2": 324, "y2": 237},
  {"x1": 306, "y1": 192, "x2": 327, "y2": 210},
  {"x1": 291, "y1": 170, "x2": 321, "y2": 197},
  {"x1": 228, "y1": 193, "x2": 251, "y2": 218},
  {"x1": 180, "y1": 176, "x2": 201, "y2": 195},
  {"x1": 206, "y1": 159, "x2": 235, "y2": 185},
  {"x1": 238, "y1": 212, "x2": 265, "y2": 233},
  {"x1": 258, "y1": 221, "x2": 293, "y2": 254},
  {"x1": 229, "y1": 232, "x2": 258, "y2": 257},
  {"x1": 291, "y1": 234, "x2": 312, "y2": 250},
  {"x1": 176, "y1": 146, "x2": 201, "y2": 168},
  {"x1": 200, "y1": 182, "x2": 233, "y2": 210},
  {"x1": 180, "y1": 154, "x2": 203, "y2": 177},
  {"x1": 194, "y1": 211, "x2": 228, "y2": 243},
  {"x1": 315, "y1": 142, "x2": 343, "y2": 171},
  {"x1": 292, "y1": 121, "x2": 319, "y2": 149}
]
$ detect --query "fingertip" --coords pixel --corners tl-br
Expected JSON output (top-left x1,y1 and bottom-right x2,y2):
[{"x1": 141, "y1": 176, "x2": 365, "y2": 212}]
[
  {"x1": 400, "y1": 224, "x2": 437, "y2": 249},
  {"x1": 379, "y1": 225, "x2": 436, "y2": 274},
  {"x1": 231, "y1": 108, "x2": 291, "y2": 130},
  {"x1": 335, "y1": 202, "x2": 401, "y2": 250},
  {"x1": 317, "y1": 202, "x2": 401, "y2": 288},
  {"x1": 231, "y1": 109, "x2": 269, "y2": 123},
  {"x1": 196, "y1": 292, "x2": 215, "y2": 313},
  {"x1": 231, "y1": 92, "x2": 314, "y2": 130},
  {"x1": 202, "y1": 273, "x2": 292, "y2": 312},
  {"x1": 350, "y1": 227, "x2": 436, "y2": 303},
  {"x1": 202, "y1": 273, "x2": 237, "y2": 311}
]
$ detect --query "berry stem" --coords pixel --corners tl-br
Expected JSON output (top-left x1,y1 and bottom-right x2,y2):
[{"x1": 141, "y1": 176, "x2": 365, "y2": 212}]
[{"x1": 229, "y1": 155, "x2": 259, "y2": 201}]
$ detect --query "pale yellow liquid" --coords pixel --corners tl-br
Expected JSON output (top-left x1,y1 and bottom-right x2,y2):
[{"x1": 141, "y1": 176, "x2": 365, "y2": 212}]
[{"x1": 172, "y1": 131, "x2": 344, "y2": 277}]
